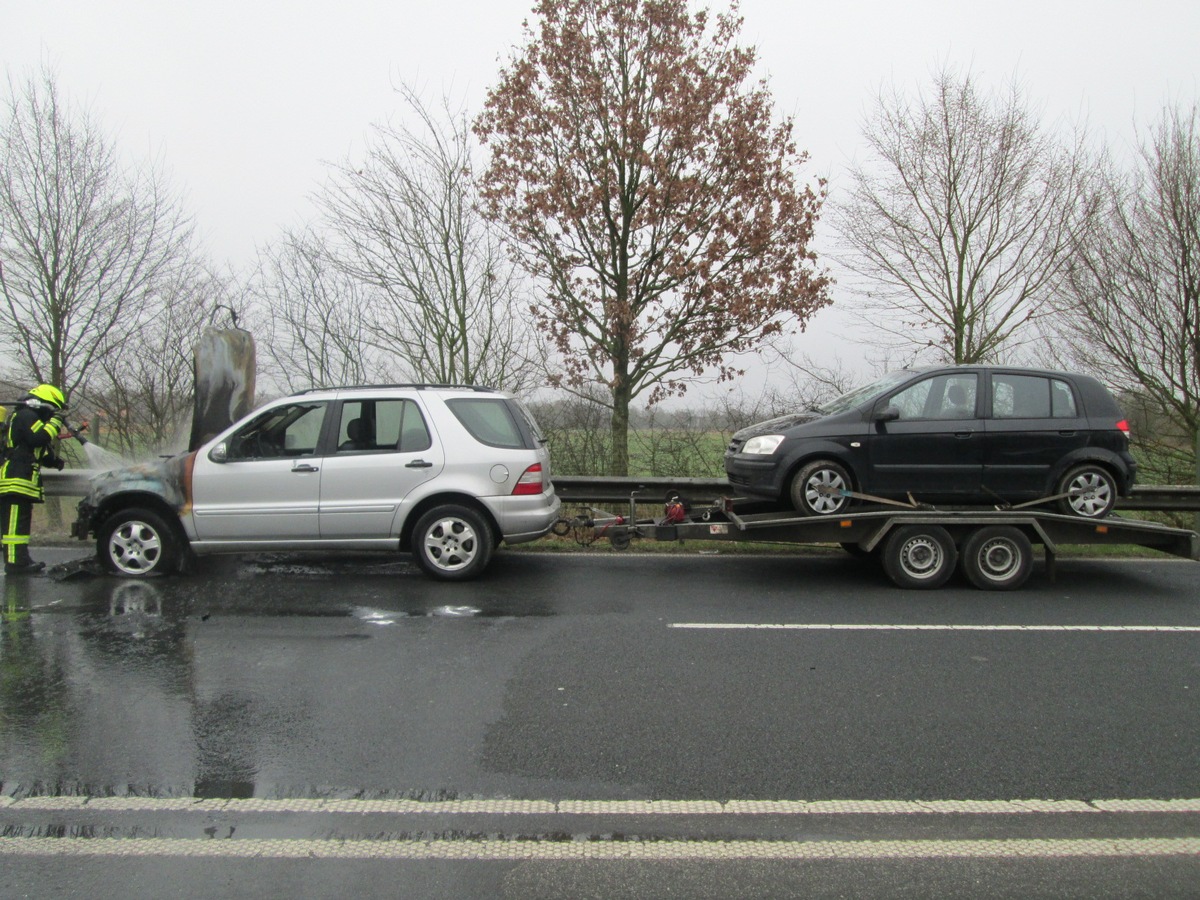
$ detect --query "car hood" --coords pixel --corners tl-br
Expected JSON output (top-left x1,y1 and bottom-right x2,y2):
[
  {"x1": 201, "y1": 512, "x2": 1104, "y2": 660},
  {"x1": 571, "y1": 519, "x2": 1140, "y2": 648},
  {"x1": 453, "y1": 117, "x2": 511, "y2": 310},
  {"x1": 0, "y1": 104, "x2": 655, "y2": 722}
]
[
  {"x1": 83, "y1": 451, "x2": 198, "y2": 513},
  {"x1": 732, "y1": 412, "x2": 821, "y2": 441}
]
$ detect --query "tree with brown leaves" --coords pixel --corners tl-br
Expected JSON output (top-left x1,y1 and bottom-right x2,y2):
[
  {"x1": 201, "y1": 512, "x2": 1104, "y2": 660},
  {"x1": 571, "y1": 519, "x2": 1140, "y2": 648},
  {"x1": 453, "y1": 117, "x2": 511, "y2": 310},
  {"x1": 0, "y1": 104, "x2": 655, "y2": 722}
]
[{"x1": 475, "y1": 0, "x2": 830, "y2": 474}]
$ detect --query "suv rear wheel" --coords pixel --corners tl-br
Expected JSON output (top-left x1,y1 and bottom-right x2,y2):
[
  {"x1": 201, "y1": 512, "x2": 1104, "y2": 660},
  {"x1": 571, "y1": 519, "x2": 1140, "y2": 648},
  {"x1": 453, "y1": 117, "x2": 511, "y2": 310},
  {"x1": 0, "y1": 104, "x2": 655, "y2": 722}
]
[
  {"x1": 98, "y1": 507, "x2": 180, "y2": 576},
  {"x1": 412, "y1": 505, "x2": 493, "y2": 581}
]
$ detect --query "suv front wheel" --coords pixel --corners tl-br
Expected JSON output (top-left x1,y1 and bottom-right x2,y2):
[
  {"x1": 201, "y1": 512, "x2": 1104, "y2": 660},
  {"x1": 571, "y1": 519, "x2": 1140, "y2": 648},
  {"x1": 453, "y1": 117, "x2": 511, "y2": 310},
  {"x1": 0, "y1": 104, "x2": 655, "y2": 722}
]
[
  {"x1": 98, "y1": 507, "x2": 180, "y2": 576},
  {"x1": 412, "y1": 505, "x2": 494, "y2": 581}
]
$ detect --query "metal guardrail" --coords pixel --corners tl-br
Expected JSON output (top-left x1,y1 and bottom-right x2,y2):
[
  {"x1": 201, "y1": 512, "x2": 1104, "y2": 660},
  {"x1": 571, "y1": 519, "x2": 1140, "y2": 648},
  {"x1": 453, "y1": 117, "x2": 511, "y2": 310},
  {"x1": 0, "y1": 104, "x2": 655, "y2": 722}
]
[{"x1": 42, "y1": 470, "x2": 1200, "y2": 511}]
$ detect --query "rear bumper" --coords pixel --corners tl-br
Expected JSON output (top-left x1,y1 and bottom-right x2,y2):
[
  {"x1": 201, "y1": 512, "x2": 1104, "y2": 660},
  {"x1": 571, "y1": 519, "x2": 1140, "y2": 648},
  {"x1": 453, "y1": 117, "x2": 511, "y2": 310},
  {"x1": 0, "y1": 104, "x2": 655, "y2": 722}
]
[{"x1": 483, "y1": 491, "x2": 562, "y2": 545}]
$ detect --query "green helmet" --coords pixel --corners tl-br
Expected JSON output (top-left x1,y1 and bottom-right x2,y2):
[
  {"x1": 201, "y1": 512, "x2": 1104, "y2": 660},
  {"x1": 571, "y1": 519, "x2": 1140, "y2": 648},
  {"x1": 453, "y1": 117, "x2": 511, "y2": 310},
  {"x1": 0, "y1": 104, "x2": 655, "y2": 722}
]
[{"x1": 28, "y1": 383, "x2": 66, "y2": 409}]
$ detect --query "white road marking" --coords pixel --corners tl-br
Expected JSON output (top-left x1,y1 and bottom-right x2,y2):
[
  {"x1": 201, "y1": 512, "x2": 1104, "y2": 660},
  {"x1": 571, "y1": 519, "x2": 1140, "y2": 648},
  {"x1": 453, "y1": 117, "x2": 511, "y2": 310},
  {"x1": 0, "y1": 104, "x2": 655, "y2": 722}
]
[
  {"x1": 2, "y1": 796, "x2": 1199, "y2": 815},
  {"x1": 669, "y1": 623, "x2": 1200, "y2": 632},
  {"x1": 1, "y1": 836, "x2": 1199, "y2": 860},
  {"x1": 4, "y1": 797, "x2": 1197, "y2": 860}
]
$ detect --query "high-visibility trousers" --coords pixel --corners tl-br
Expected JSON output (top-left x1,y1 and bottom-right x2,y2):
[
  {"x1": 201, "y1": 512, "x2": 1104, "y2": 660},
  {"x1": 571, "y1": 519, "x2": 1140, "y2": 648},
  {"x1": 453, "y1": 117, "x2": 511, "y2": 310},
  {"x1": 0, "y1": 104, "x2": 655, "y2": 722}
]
[{"x1": 0, "y1": 497, "x2": 34, "y2": 564}]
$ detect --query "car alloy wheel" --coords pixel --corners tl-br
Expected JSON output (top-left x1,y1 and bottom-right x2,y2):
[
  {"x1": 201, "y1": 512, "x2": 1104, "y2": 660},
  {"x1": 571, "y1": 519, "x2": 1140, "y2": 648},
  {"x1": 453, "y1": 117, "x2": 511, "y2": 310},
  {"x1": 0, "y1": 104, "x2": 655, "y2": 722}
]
[{"x1": 791, "y1": 459, "x2": 852, "y2": 516}]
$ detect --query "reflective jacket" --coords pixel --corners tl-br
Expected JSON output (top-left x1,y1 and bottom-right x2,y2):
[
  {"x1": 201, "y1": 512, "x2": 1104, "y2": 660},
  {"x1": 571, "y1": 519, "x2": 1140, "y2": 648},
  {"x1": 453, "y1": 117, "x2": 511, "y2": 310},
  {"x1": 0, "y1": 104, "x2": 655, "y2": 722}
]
[{"x1": 0, "y1": 406, "x2": 62, "y2": 501}]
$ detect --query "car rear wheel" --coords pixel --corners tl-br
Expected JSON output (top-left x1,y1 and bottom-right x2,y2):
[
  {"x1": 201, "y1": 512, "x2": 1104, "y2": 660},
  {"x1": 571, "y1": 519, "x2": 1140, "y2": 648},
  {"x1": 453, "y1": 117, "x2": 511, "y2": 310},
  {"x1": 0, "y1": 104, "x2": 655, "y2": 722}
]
[
  {"x1": 98, "y1": 507, "x2": 180, "y2": 577},
  {"x1": 881, "y1": 524, "x2": 957, "y2": 589},
  {"x1": 1055, "y1": 464, "x2": 1117, "y2": 518},
  {"x1": 789, "y1": 460, "x2": 853, "y2": 516},
  {"x1": 960, "y1": 526, "x2": 1033, "y2": 591},
  {"x1": 412, "y1": 505, "x2": 493, "y2": 581}
]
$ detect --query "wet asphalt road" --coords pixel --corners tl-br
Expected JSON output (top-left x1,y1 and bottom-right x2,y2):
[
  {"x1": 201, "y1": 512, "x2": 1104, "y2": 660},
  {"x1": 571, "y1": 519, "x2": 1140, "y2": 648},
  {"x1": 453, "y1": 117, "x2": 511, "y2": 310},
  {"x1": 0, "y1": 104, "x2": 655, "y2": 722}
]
[{"x1": 2, "y1": 546, "x2": 1200, "y2": 898}]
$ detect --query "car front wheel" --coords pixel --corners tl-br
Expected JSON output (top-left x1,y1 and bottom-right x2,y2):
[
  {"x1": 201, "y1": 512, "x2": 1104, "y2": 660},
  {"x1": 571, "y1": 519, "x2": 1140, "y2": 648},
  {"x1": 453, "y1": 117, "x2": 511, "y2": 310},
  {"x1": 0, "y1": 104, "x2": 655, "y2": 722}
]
[
  {"x1": 1055, "y1": 464, "x2": 1117, "y2": 518},
  {"x1": 412, "y1": 505, "x2": 494, "y2": 581},
  {"x1": 98, "y1": 507, "x2": 180, "y2": 576},
  {"x1": 789, "y1": 460, "x2": 853, "y2": 516}
]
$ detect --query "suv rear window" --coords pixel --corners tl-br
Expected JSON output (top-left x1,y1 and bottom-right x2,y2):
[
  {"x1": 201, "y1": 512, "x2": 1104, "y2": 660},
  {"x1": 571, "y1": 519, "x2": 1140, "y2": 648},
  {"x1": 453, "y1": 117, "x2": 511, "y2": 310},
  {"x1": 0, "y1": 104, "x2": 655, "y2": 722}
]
[{"x1": 446, "y1": 398, "x2": 529, "y2": 449}]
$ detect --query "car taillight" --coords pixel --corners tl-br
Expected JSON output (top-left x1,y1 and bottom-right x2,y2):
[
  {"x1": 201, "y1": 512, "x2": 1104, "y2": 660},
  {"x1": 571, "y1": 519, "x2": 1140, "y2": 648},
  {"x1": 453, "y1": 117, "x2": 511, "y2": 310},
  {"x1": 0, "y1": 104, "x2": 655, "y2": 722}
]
[
  {"x1": 1116, "y1": 419, "x2": 1130, "y2": 433},
  {"x1": 512, "y1": 463, "x2": 545, "y2": 495}
]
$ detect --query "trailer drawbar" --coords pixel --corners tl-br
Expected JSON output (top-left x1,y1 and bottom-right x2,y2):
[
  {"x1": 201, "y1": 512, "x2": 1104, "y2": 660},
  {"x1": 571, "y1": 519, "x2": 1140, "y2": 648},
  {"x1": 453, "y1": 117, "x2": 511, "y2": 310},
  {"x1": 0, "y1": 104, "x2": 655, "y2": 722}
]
[{"x1": 552, "y1": 492, "x2": 1200, "y2": 591}]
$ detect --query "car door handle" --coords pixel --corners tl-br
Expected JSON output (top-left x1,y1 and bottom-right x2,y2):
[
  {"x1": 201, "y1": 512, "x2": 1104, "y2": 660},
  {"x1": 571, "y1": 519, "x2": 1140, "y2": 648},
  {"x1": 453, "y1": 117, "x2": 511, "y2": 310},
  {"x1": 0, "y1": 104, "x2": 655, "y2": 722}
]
[
  {"x1": 405, "y1": 459, "x2": 434, "y2": 469},
  {"x1": 1058, "y1": 430, "x2": 1077, "y2": 436},
  {"x1": 954, "y1": 431, "x2": 974, "y2": 438},
  {"x1": 291, "y1": 463, "x2": 319, "y2": 473}
]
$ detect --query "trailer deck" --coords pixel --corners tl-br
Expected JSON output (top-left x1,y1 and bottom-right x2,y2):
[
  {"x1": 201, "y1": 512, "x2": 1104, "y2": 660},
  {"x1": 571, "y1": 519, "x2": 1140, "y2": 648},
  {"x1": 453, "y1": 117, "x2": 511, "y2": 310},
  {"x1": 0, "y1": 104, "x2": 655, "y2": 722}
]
[{"x1": 555, "y1": 496, "x2": 1199, "y2": 591}]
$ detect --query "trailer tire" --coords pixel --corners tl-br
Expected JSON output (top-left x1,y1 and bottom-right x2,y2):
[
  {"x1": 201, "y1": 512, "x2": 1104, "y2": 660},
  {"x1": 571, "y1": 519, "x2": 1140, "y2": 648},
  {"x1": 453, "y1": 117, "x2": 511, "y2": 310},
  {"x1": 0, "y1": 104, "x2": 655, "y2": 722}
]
[
  {"x1": 790, "y1": 459, "x2": 853, "y2": 516},
  {"x1": 881, "y1": 524, "x2": 957, "y2": 589},
  {"x1": 1055, "y1": 464, "x2": 1117, "y2": 518},
  {"x1": 960, "y1": 526, "x2": 1033, "y2": 591}
]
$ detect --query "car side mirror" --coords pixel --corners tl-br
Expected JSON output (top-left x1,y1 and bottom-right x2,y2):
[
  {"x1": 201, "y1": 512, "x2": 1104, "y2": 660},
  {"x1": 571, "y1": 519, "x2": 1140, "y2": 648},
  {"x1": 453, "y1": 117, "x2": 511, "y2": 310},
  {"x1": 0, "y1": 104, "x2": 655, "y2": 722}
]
[
  {"x1": 209, "y1": 441, "x2": 228, "y2": 463},
  {"x1": 873, "y1": 405, "x2": 901, "y2": 423}
]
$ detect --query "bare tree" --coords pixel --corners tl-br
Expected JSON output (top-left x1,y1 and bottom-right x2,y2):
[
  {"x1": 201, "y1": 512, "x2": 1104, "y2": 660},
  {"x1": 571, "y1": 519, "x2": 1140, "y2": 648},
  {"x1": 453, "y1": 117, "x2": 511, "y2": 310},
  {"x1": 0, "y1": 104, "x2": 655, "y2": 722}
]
[
  {"x1": 250, "y1": 227, "x2": 385, "y2": 393},
  {"x1": 1049, "y1": 102, "x2": 1200, "y2": 487},
  {"x1": 835, "y1": 67, "x2": 1091, "y2": 363},
  {"x1": 0, "y1": 65, "x2": 194, "y2": 401},
  {"x1": 315, "y1": 85, "x2": 539, "y2": 392},
  {"x1": 475, "y1": 0, "x2": 831, "y2": 474}
]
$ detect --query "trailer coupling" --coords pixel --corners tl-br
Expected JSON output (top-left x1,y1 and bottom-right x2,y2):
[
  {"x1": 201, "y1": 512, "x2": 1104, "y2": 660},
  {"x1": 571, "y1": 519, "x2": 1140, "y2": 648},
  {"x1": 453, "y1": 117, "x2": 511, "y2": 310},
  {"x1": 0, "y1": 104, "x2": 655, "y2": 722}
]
[{"x1": 550, "y1": 491, "x2": 702, "y2": 550}]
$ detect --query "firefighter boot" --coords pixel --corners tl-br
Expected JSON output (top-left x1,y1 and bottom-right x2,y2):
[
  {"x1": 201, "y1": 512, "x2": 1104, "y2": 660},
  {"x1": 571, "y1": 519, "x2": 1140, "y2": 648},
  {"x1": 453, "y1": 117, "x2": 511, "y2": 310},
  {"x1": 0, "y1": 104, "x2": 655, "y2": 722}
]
[{"x1": 5, "y1": 545, "x2": 45, "y2": 575}]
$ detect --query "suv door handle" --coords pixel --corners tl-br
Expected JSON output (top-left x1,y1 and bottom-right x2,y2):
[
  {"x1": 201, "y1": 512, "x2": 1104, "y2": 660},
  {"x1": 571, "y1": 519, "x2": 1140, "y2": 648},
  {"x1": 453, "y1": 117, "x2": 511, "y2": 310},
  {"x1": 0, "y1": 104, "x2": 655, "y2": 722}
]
[
  {"x1": 291, "y1": 463, "x2": 319, "y2": 473},
  {"x1": 405, "y1": 459, "x2": 434, "y2": 469}
]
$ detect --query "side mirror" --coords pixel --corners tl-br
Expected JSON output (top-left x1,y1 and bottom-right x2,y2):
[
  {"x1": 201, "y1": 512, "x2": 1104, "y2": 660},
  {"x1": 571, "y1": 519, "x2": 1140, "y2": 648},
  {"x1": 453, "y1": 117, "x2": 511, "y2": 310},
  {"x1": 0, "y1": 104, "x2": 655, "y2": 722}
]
[
  {"x1": 209, "y1": 441, "x2": 228, "y2": 463},
  {"x1": 873, "y1": 405, "x2": 901, "y2": 423}
]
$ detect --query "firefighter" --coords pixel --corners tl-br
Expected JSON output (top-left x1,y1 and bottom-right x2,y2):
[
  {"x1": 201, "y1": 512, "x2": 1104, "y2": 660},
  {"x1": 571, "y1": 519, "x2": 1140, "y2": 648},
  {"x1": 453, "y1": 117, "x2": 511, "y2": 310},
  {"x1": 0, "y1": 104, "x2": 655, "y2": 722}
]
[{"x1": 0, "y1": 384, "x2": 67, "y2": 575}]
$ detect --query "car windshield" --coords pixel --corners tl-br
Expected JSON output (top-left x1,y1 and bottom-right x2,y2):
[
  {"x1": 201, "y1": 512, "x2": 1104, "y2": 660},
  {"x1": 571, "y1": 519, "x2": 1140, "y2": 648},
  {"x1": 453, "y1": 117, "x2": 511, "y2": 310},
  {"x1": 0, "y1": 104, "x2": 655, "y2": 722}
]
[{"x1": 817, "y1": 370, "x2": 916, "y2": 415}]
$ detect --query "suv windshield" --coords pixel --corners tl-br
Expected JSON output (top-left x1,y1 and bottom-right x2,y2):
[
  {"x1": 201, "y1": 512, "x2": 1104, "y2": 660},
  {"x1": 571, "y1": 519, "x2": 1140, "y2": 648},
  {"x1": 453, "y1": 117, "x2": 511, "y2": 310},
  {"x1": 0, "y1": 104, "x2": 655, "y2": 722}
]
[{"x1": 818, "y1": 370, "x2": 916, "y2": 416}]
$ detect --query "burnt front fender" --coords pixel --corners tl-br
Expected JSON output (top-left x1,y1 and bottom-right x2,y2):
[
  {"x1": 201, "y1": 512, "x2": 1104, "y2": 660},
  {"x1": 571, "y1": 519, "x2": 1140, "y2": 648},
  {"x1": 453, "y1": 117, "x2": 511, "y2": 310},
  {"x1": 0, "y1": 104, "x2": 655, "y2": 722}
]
[{"x1": 76, "y1": 452, "x2": 198, "y2": 534}]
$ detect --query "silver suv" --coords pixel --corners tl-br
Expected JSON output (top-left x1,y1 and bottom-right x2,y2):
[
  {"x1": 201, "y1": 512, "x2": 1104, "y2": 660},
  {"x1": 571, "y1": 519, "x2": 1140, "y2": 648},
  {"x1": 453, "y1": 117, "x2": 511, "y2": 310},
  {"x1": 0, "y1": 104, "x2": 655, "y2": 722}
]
[{"x1": 72, "y1": 385, "x2": 561, "y2": 580}]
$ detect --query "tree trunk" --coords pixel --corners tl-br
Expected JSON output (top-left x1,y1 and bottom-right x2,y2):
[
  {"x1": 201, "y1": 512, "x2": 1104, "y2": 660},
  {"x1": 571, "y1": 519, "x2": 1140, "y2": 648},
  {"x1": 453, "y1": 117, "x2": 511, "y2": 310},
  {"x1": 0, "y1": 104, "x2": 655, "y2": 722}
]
[{"x1": 610, "y1": 383, "x2": 632, "y2": 476}]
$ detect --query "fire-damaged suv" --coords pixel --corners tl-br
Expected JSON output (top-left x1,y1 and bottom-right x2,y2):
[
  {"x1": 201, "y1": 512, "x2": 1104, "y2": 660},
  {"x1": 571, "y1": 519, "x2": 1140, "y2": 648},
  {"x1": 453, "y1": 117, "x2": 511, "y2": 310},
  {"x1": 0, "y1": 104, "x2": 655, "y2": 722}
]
[
  {"x1": 73, "y1": 385, "x2": 560, "y2": 580},
  {"x1": 725, "y1": 366, "x2": 1137, "y2": 519}
]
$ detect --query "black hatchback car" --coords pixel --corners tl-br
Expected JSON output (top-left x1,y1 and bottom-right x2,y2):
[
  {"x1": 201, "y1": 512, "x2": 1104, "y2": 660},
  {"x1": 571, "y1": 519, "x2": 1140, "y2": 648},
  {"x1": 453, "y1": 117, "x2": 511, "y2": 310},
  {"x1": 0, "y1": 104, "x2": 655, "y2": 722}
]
[{"x1": 725, "y1": 366, "x2": 1136, "y2": 518}]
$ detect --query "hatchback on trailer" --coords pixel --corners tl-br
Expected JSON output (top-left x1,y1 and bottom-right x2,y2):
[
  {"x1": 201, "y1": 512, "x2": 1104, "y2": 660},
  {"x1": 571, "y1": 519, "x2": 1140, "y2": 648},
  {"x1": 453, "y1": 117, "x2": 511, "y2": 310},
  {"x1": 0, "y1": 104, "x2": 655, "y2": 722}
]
[
  {"x1": 74, "y1": 384, "x2": 560, "y2": 580},
  {"x1": 725, "y1": 366, "x2": 1136, "y2": 518}
]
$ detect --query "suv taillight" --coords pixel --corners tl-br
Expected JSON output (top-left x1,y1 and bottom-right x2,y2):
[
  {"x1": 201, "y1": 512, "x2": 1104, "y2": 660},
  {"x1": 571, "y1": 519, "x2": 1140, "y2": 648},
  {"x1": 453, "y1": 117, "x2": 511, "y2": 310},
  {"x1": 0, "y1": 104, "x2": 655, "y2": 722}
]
[
  {"x1": 1116, "y1": 419, "x2": 1130, "y2": 433},
  {"x1": 512, "y1": 463, "x2": 545, "y2": 495}
]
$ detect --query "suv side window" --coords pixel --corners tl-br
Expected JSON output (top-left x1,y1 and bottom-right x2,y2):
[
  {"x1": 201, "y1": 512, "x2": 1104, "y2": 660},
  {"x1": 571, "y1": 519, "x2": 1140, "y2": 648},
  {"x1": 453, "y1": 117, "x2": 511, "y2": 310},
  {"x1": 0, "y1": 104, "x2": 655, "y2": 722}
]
[
  {"x1": 226, "y1": 402, "x2": 327, "y2": 460},
  {"x1": 446, "y1": 398, "x2": 529, "y2": 449},
  {"x1": 889, "y1": 373, "x2": 978, "y2": 420},
  {"x1": 336, "y1": 398, "x2": 432, "y2": 453},
  {"x1": 991, "y1": 374, "x2": 1078, "y2": 419}
]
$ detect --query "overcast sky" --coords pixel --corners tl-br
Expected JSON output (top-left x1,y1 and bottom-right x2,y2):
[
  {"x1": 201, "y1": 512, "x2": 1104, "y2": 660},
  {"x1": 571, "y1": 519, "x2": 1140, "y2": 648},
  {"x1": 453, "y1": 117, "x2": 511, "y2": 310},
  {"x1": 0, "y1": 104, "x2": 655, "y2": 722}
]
[{"x1": 4, "y1": 0, "x2": 1198, "y2": 386}]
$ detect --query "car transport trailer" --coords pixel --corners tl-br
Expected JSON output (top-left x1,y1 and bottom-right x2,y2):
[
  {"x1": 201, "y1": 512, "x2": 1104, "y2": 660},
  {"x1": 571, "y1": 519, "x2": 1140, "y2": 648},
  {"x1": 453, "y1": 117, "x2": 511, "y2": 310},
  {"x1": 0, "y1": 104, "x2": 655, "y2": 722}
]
[{"x1": 553, "y1": 494, "x2": 1200, "y2": 591}]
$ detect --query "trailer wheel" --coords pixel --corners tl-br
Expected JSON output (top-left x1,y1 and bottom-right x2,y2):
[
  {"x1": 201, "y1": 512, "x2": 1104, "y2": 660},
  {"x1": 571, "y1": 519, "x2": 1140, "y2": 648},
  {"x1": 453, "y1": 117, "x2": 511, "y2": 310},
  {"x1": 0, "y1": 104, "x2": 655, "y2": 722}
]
[
  {"x1": 960, "y1": 526, "x2": 1033, "y2": 591},
  {"x1": 1055, "y1": 464, "x2": 1117, "y2": 518},
  {"x1": 881, "y1": 525, "x2": 957, "y2": 589},
  {"x1": 790, "y1": 459, "x2": 853, "y2": 516}
]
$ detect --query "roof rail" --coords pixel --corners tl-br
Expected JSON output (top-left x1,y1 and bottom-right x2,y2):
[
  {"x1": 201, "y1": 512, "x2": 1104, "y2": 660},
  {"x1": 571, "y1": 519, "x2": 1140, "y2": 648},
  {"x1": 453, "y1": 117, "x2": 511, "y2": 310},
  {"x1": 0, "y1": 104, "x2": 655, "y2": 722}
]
[{"x1": 296, "y1": 383, "x2": 498, "y2": 395}]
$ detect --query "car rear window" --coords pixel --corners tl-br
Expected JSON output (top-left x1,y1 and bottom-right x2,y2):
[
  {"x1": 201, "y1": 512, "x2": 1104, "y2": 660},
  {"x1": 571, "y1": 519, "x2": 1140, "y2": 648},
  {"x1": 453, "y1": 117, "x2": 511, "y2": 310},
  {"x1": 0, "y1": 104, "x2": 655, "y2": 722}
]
[
  {"x1": 991, "y1": 374, "x2": 1078, "y2": 419},
  {"x1": 446, "y1": 398, "x2": 529, "y2": 449}
]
